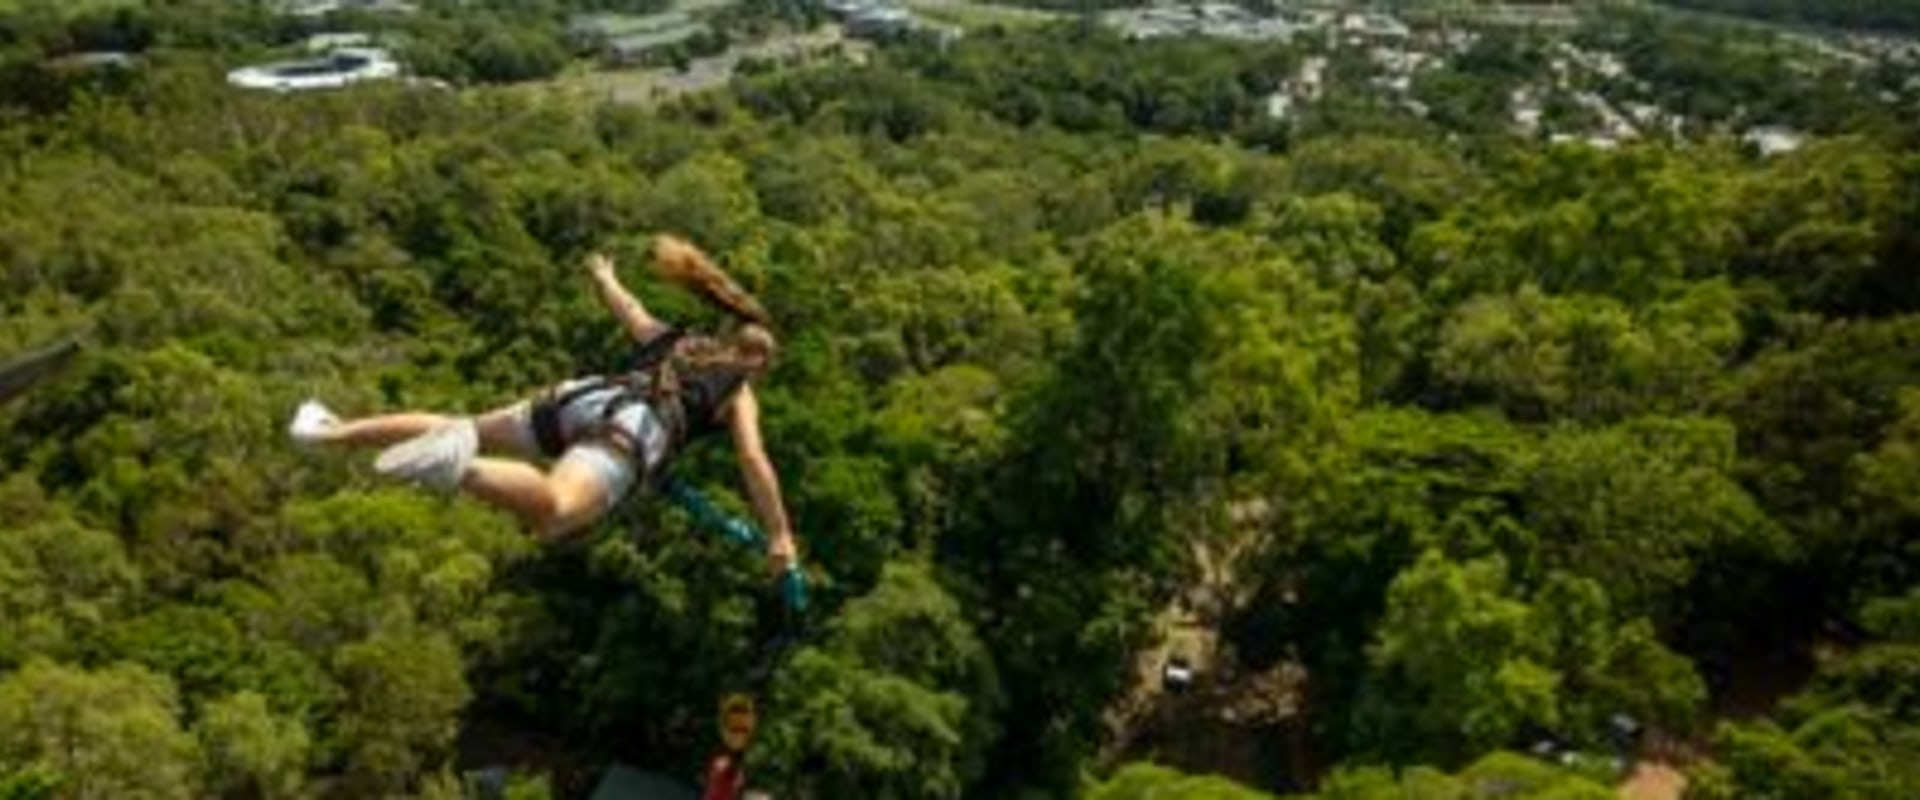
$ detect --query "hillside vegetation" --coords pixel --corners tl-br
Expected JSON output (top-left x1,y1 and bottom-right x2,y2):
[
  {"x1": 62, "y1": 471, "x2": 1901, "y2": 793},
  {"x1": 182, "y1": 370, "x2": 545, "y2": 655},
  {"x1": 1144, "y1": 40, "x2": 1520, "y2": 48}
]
[
  {"x1": 1657, "y1": 0, "x2": 1920, "y2": 33},
  {"x1": 2, "y1": 4, "x2": 1920, "y2": 799}
]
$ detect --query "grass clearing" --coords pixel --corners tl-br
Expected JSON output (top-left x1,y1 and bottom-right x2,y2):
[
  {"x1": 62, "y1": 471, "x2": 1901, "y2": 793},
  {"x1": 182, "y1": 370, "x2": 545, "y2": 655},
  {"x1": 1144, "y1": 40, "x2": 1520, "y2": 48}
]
[
  {"x1": 0, "y1": 0, "x2": 142, "y2": 16},
  {"x1": 899, "y1": 0, "x2": 1061, "y2": 31}
]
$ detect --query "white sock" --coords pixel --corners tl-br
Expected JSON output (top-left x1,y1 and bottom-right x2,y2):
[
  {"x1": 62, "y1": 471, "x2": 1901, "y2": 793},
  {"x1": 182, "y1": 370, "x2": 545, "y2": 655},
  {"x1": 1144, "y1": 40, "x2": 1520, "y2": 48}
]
[
  {"x1": 373, "y1": 418, "x2": 478, "y2": 492},
  {"x1": 289, "y1": 399, "x2": 340, "y2": 444}
]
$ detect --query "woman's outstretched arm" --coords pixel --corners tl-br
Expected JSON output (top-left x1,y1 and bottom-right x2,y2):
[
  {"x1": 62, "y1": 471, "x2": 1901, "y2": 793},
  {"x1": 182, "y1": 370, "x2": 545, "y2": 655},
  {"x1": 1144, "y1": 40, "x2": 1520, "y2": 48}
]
[
  {"x1": 587, "y1": 252, "x2": 670, "y2": 343},
  {"x1": 726, "y1": 384, "x2": 798, "y2": 575}
]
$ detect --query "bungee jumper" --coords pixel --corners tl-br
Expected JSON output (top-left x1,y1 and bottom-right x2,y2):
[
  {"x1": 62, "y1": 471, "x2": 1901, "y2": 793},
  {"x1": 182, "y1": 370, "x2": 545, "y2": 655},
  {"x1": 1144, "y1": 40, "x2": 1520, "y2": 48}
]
[{"x1": 288, "y1": 235, "x2": 800, "y2": 580}]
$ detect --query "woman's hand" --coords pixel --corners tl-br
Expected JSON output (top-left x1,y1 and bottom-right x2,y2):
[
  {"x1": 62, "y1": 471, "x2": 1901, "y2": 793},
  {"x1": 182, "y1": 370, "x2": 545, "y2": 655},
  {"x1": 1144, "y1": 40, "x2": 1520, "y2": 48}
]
[
  {"x1": 767, "y1": 533, "x2": 797, "y2": 577},
  {"x1": 587, "y1": 251, "x2": 669, "y2": 341},
  {"x1": 586, "y1": 252, "x2": 616, "y2": 279}
]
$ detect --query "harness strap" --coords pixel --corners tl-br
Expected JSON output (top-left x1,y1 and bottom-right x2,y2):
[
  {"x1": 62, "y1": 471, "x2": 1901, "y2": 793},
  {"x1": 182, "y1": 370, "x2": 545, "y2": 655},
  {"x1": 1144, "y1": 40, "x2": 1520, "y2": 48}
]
[
  {"x1": 663, "y1": 477, "x2": 809, "y2": 617},
  {"x1": 592, "y1": 390, "x2": 653, "y2": 466},
  {"x1": 530, "y1": 328, "x2": 693, "y2": 467},
  {"x1": 533, "y1": 378, "x2": 680, "y2": 492},
  {"x1": 530, "y1": 378, "x2": 611, "y2": 458},
  {"x1": 631, "y1": 327, "x2": 686, "y2": 372}
]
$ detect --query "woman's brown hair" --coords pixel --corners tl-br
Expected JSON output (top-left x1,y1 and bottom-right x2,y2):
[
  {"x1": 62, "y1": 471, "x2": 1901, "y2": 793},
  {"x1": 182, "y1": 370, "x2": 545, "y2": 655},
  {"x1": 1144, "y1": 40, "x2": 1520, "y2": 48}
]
[
  {"x1": 649, "y1": 235, "x2": 777, "y2": 372},
  {"x1": 650, "y1": 235, "x2": 772, "y2": 329}
]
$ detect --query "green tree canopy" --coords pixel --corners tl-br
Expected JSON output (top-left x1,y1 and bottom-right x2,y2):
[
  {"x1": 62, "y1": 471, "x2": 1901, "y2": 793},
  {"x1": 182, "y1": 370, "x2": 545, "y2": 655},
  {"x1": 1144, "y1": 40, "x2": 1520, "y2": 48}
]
[
  {"x1": 0, "y1": 659, "x2": 201, "y2": 799},
  {"x1": 758, "y1": 562, "x2": 1001, "y2": 799}
]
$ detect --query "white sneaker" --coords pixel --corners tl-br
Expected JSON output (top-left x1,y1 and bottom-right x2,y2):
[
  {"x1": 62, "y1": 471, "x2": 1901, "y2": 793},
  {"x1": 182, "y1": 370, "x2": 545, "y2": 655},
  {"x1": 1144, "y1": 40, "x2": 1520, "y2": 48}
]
[
  {"x1": 288, "y1": 399, "x2": 340, "y2": 445},
  {"x1": 373, "y1": 418, "x2": 478, "y2": 492}
]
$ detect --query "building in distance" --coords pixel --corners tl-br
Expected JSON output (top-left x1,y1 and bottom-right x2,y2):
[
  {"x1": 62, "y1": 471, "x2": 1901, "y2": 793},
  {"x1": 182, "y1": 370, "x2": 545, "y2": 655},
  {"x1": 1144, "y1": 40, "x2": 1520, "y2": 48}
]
[{"x1": 227, "y1": 47, "x2": 401, "y2": 92}]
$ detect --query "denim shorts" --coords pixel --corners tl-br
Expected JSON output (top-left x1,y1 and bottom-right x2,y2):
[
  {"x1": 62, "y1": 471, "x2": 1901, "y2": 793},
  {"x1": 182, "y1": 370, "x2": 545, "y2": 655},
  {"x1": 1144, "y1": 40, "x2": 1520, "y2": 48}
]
[{"x1": 507, "y1": 379, "x2": 670, "y2": 511}]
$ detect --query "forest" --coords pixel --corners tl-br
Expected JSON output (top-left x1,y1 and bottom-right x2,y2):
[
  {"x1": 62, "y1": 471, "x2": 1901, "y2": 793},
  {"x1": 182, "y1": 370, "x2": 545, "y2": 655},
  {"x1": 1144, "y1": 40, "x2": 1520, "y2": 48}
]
[
  {"x1": 1656, "y1": 0, "x2": 1920, "y2": 34},
  {"x1": 3, "y1": 0, "x2": 1920, "y2": 798}
]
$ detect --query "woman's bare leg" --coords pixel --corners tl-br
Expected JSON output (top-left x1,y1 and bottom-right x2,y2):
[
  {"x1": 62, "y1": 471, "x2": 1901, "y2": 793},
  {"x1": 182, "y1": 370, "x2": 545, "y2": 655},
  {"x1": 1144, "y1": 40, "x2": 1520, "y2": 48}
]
[
  {"x1": 460, "y1": 456, "x2": 609, "y2": 540},
  {"x1": 323, "y1": 412, "x2": 451, "y2": 448},
  {"x1": 321, "y1": 403, "x2": 531, "y2": 453},
  {"x1": 473, "y1": 404, "x2": 541, "y2": 459}
]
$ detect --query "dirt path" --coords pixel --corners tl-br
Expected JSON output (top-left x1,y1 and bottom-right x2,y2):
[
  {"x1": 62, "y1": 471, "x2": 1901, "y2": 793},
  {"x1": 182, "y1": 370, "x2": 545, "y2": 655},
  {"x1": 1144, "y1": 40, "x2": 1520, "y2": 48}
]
[
  {"x1": 528, "y1": 27, "x2": 863, "y2": 106},
  {"x1": 897, "y1": 0, "x2": 1061, "y2": 30},
  {"x1": 1100, "y1": 500, "x2": 1313, "y2": 789},
  {"x1": 1105, "y1": 496, "x2": 1705, "y2": 799}
]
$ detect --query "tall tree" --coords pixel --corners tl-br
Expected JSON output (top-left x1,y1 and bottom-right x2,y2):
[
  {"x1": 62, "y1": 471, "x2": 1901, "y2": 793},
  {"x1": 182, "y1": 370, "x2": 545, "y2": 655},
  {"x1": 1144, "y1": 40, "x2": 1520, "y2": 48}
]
[
  {"x1": 0, "y1": 659, "x2": 201, "y2": 800},
  {"x1": 758, "y1": 561, "x2": 1001, "y2": 798}
]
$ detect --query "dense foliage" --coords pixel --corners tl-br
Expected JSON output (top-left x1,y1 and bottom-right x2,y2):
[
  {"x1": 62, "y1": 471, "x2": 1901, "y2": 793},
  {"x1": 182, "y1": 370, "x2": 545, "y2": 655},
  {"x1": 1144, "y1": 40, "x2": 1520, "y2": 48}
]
[
  {"x1": 1657, "y1": 0, "x2": 1920, "y2": 33},
  {"x1": 2, "y1": 3, "x2": 1919, "y2": 799}
]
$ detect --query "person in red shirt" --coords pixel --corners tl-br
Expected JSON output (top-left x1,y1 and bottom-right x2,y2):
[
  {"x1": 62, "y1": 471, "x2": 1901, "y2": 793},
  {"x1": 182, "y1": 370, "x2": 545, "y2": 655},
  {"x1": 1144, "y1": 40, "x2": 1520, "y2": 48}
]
[{"x1": 701, "y1": 752, "x2": 747, "y2": 800}]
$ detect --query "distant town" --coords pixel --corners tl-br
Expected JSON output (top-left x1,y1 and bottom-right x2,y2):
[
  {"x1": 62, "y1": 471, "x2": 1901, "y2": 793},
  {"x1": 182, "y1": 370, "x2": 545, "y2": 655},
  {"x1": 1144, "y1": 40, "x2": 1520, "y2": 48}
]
[{"x1": 197, "y1": 0, "x2": 1920, "y2": 154}]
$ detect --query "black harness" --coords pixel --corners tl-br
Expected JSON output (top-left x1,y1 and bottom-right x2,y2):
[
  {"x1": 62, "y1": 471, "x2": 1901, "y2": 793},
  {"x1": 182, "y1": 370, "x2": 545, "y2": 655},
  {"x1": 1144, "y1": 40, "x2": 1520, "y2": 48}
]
[
  {"x1": 529, "y1": 328, "x2": 688, "y2": 464},
  {"x1": 528, "y1": 328, "x2": 753, "y2": 479}
]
